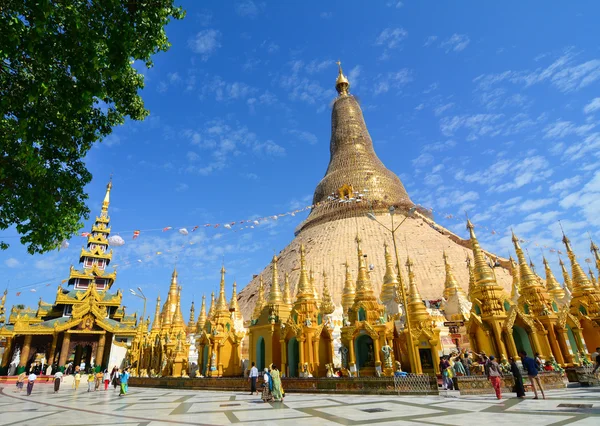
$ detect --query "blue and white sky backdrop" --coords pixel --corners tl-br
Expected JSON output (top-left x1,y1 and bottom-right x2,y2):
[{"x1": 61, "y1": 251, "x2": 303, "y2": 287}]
[{"x1": 2, "y1": 1, "x2": 600, "y2": 317}]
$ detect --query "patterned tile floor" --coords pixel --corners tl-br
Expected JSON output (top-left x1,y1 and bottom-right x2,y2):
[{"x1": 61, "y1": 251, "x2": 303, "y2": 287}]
[{"x1": 1, "y1": 382, "x2": 599, "y2": 426}]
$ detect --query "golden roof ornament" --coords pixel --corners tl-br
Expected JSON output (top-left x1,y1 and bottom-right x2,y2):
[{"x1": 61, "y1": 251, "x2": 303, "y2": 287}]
[
  {"x1": 341, "y1": 260, "x2": 356, "y2": 315},
  {"x1": 310, "y1": 269, "x2": 320, "y2": 303},
  {"x1": 320, "y1": 271, "x2": 335, "y2": 315},
  {"x1": 466, "y1": 256, "x2": 475, "y2": 302},
  {"x1": 589, "y1": 268, "x2": 598, "y2": 288},
  {"x1": 207, "y1": 291, "x2": 216, "y2": 320},
  {"x1": 509, "y1": 255, "x2": 520, "y2": 303},
  {"x1": 216, "y1": 265, "x2": 229, "y2": 314},
  {"x1": 591, "y1": 237, "x2": 600, "y2": 275},
  {"x1": 467, "y1": 219, "x2": 496, "y2": 287},
  {"x1": 380, "y1": 243, "x2": 399, "y2": 303},
  {"x1": 151, "y1": 295, "x2": 161, "y2": 333},
  {"x1": 268, "y1": 255, "x2": 283, "y2": 304},
  {"x1": 171, "y1": 286, "x2": 186, "y2": 329},
  {"x1": 295, "y1": 244, "x2": 312, "y2": 301},
  {"x1": 187, "y1": 301, "x2": 196, "y2": 335},
  {"x1": 558, "y1": 255, "x2": 573, "y2": 292},
  {"x1": 282, "y1": 273, "x2": 293, "y2": 306},
  {"x1": 442, "y1": 250, "x2": 464, "y2": 300},
  {"x1": 405, "y1": 256, "x2": 431, "y2": 324},
  {"x1": 543, "y1": 257, "x2": 565, "y2": 300},
  {"x1": 252, "y1": 276, "x2": 266, "y2": 320},
  {"x1": 230, "y1": 281, "x2": 243, "y2": 321},
  {"x1": 196, "y1": 294, "x2": 207, "y2": 332},
  {"x1": 354, "y1": 234, "x2": 376, "y2": 301},
  {"x1": 101, "y1": 178, "x2": 112, "y2": 218},
  {"x1": 562, "y1": 231, "x2": 595, "y2": 294},
  {"x1": 335, "y1": 60, "x2": 350, "y2": 96}
]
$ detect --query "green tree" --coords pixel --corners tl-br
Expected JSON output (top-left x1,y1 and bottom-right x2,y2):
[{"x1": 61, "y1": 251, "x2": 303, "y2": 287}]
[{"x1": 0, "y1": 0, "x2": 184, "y2": 254}]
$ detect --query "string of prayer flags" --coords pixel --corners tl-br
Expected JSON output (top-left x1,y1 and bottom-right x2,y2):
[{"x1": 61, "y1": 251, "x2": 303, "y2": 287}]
[
  {"x1": 178, "y1": 228, "x2": 189, "y2": 235},
  {"x1": 162, "y1": 226, "x2": 172, "y2": 232},
  {"x1": 133, "y1": 230, "x2": 140, "y2": 240},
  {"x1": 81, "y1": 232, "x2": 90, "y2": 237}
]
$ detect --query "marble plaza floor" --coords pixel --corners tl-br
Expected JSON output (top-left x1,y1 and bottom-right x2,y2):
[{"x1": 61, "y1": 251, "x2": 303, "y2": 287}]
[{"x1": 0, "y1": 382, "x2": 599, "y2": 426}]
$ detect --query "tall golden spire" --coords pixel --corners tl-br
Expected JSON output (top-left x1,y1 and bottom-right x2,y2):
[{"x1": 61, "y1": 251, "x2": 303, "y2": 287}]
[
  {"x1": 354, "y1": 234, "x2": 376, "y2": 301},
  {"x1": 589, "y1": 268, "x2": 598, "y2": 288},
  {"x1": 207, "y1": 291, "x2": 216, "y2": 320},
  {"x1": 562, "y1": 232, "x2": 595, "y2": 295},
  {"x1": 282, "y1": 273, "x2": 293, "y2": 306},
  {"x1": 341, "y1": 260, "x2": 356, "y2": 315},
  {"x1": 591, "y1": 238, "x2": 600, "y2": 276},
  {"x1": 466, "y1": 256, "x2": 475, "y2": 302},
  {"x1": 187, "y1": 301, "x2": 196, "y2": 335},
  {"x1": 196, "y1": 294, "x2": 207, "y2": 332},
  {"x1": 268, "y1": 255, "x2": 283, "y2": 304},
  {"x1": 558, "y1": 256, "x2": 573, "y2": 292},
  {"x1": 230, "y1": 281, "x2": 243, "y2": 321},
  {"x1": 509, "y1": 255, "x2": 520, "y2": 302},
  {"x1": 101, "y1": 178, "x2": 112, "y2": 218},
  {"x1": 467, "y1": 219, "x2": 496, "y2": 287},
  {"x1": 442, "y1": 251, "x2": 465, "y2": 299},
  {"x1": 161, "y1": 269, "x2": 179, "y2": 327},
  {"x1": 543, "y1": 257, "x2": 565, "y2": 300},
  {"x1": 512, "y1": 231, "x2": 551, "y2": 315},
  {"x1": 310, "y1": 269, "x2": 319, "y2": 302},
  {"x1": 151, "y1": 295, "x2": 162, "y2": 333},
  {"x1": 216, "y1": 264, "x2": 229, "y2": 314},
  {"x1": 380, "y1": 243, "x2": 399, "y2": 303},
  {"x1": 335, "y1": 60, "x2": 350, "y2": 96},
  {"x1": 171, "y1": 286, "x2": 186, "y2": 330},
  {"x1": 252, "y1": 276, "x2": 266, "y2": 319},
  {"x1": 405, "y1": 256, "x2": 430, "y2": 325},
  {"x1": 406, "y1": 257, "x2": 422, "y2": 303},
  {"x1": 320, "y1": 271, "x2": 335, "y2": 315}
]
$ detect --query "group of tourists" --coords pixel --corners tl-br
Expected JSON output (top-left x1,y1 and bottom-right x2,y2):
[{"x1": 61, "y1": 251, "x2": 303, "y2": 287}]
[{"x1": 248, "y1": 361, "x2": 284, "y2": 403}]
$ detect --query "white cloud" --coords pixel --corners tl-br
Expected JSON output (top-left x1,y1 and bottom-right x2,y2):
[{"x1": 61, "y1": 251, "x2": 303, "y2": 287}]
[
  {"x1": 201, "y1": 76, "x2": 257, "y2": 102},
  {"x1": 236, "y1": 0, "x2": 260, "y2": 17},
  {"x1": 559, "y1": 171, "x2": 600, "y2": 227},
  {"x1": 386, "y1": 1, "x2": 403, "y2": 7},
  {"x1": 543, "y1": 120, "x2": 595, "y2": 139},
  {"x1": 374, "y1": 69, "x2": 412, "y2": 95},
  {"x1": 102, "y1": 134, "x2": 121, "y2": 147},
  {"x1": 423, "y1": 36, "x2": 437, "y2": 47},
  {"x1": 422, "y1": 140, "x2": 456, "y2": 152},
  {"x1": 584, "y1": 97, "x2": 600, "y2": 114},
  {"x1": 5, "y1": 258, "x2": 20, "y2": 268},
  {"x1": 412, "y1": 153, "x2": 434, "y2": 168},
  {"x1": 319, "y1": 12, "x2": 332, "y2": 19},
  {"x1": 494, "y1": 156, "x2": 553, "y2": 192},
  {"x1": 440, "y1": 114, "x2": 504, "y2": 140},
  {"x1": 187, "y1": 151, "x2": 200, "y2": 162},
  {"x1": 550, "y1": 176, "x2": 581, "y2": 192},
  {"x1": 188, "y1": 29, "x2": 221, "y2": 60},
  {"x1": 253, "y1": 140, "x2": 285, "y2": 156},
  {"x1": 440, "y1": 34, "x2": 470, "y2": 52},
  {"x1": 375, "y1": 27, "x2": 408, "y2": 49},
  {"x1": 175, "y1": 183, "x2": 189, "y2": 192},
  {"x1": 305, "y1": 59, "x2": 335, "y2": 74},
  {"x1": 434, "y1": 103, "x2": 454, "y2": 116},
  {"x1": 348, "y1": 65, "x2": 361, "y2": 88},
  {"x1": 563, "y1": 132, "x2": 600, "y2": 161},
  {"x1": 519, "y1": 198, "x2": 554, "y2": 212},
  {"x1": 288, "y1": 129, "x2": 318, "y2": 145}
]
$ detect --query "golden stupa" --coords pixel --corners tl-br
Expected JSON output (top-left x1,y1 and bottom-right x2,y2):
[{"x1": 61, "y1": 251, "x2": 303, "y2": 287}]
[{"x1": 237, "y1": 63, "x2": 513, "y2": 319}]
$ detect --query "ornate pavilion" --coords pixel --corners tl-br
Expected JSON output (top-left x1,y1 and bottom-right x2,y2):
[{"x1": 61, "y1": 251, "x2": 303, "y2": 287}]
[{"x1": 0, "y1": 182, "x2": 138, "y2": 374}]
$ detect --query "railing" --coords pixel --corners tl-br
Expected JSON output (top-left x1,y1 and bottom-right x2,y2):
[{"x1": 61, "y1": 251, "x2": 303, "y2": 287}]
[{"x1": 393, "y1": 374, "x2": 434, "y2": 395}]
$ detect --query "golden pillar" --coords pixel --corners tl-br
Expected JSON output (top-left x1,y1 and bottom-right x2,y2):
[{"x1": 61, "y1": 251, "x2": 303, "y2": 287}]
[
  {"x1": 298, "y1": 337, "x2": 305, "y2": 367},
  {"x1": 58, "y1": 333, "x2": 71, "y2": 367},
  {"x1": 348, "y1": 337, "x2": 356, "y2": 372},
  {"x1": 505, "y1": 330, "x2": 519, "y2": 359},
  {"x1": 546, "y1": 326, "x2": 564, "y2": 364},
  {"x1": 280, "y1": 338, "x2": 287, "y2": 376},
  {"x1": 374, "y1": 337, "x2": 381, "y2": 367},
  {"x1": 556, "y1": 329, "x2": 574, "y2": 364},
  {"x1": 96, "y1": 334, "x2": 106, "y2": 368},
  {"x1": 47, "y1": 334, "x2": 58, "y2": 366},
  {"x1": 1, "y1": 337, "x2": 13, "y2": 367},
  {"x1": 312, "y1": 337, "x2": 319, "y2": 374},
  {"x1": 20, "y1": 335, "x2": 32, "y2": 367}
]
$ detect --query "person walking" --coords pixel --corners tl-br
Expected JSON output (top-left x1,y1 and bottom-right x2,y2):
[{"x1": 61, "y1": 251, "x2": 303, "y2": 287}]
[
  {"x1": 464, "y1": 353, "x2": 472, "y2": 376},
  {"x1": 520, "y1": 350, "x2": 545, "y2": 399},
  {"x1": 261, "y1": 368, "x2": 273, "y2": 402},
  {"x1": 15, "y1": 371, "x2": 26, "y2": 393},
  {"x1": 87, "y1": 371, "x2": 95, "y2": 392},
  {"x1": 248, "y1": 362, "x2": 259, "y2": 395},
  {"x1": 111, "y1": 367, "x2": 120, "y2": 391},
  {"x1": 439, "y1": 356, "x2": 453, "y2": 390},
  {"x1": 509, "y1": 356, "x2": 525, "y2": 398},
  {"x1": 73, "y1": 371, "x2": 81, "y2": 390},
  {"x1": 95, "y1": 370, "x2": 103, "y2": 391},
  {"x1": 592, "y1": 347, "x2": 600, "y2": 374},
  {"x1": 487, "y1": 355, "x2": 502, "y2": 400},
  {"x1": 26, "y1": 372, "x2": 37, "y2": 396},
  {"x1": 119, "y1": 367, "x2": 130, "y2": 396},
  {"x1": 103, "y1": 369, "x2": 110, "y2": 390},
  {"x1": 53, "y1": 370, "x2": 63, "y2": 393},
  {"x1": 270, "y1": 365, "x2": 283, "y2": 401}
]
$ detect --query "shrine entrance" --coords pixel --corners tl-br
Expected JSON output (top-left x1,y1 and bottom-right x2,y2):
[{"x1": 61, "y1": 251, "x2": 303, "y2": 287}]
[
  {"x1": 287, "y1": 337, "x2": 299, "y2": 377},
  {"x1": 256, "y1": 336, "x2": 265, "y2": 371},
  {"x1": 355, "y1": 334, "x2": 375, "y2": 373},
  {"x1": 512, "y1": 325, "x2": 534, "y2": 357}
]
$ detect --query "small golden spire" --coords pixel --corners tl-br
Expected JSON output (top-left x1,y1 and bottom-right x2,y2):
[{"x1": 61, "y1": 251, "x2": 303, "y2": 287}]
[
  {"x1": 591, "y1": 237, "x2": 600, "y2": 277},
  {"x1": 509, "y1": 255, "x2": 520, "y2": 301},
  {"x1": 562, "y1": 231, "x2": 594, "y2": 294},
  {"x1": 467, "y1": 219, "x2": 497, "y2": 288},
  {"x1": 252, "y1": 276, "x2": 266, "y2": 320},
  {"x1": 589, "y1": 268, "x2": 598, "y2": 288},
  {"x1": 295, "y1": 244, "x2": 311, "y2": 301},
  {"x1": 381, "y1": 243, "x2": 399, "y2": 303},
  {"x1": 558, "y1": 256, "x2": 573, "y2": 292},
  {"x1": 230, "y1": 281, "x2": 243, "y2": 321},
  {"x1": 466, "y1": 256, "x2": 475, "y2": 302},
  {"x1": 207, "y1": 291, "x2": 216, "y2": 320},
  {"x1": 171, "y1": 286, "x2": 185, "y2": 329},
  {"x1": 196, "y1": 294, "x2": 207, "y2": 332},
  {"x1": 442, "y1": 250, "x2": 464, "y2": 299},
  {"x1": 282, "y1": 273, "x2": 293, "y2": 306},
  {"x1": 406, "y1": 257, "x2": 422, "y2": 302},
  {"x1": 320, "y1": 271, "x2": 335, "y2": 315},
  {"x1": 335, "y1": 60, "x2": 350, "y2": 96},
  {"x1": 341, "y1": 260, "x2": 356, "y2": 315},
  {"x1": 310, "y1": 269, "x2": 319, "y2": 302},
  {"x1": 216, "y1": 264, "x2": 229, "y2": 314},
  {"x1": 151, "y1": 295, "x2": 162, "y2": 333},
  {"x1": 354, "y1": 234, "x2": 376, "y2": 301},
  {"x1": 543, "y1": 257, "x2": 565, "y2": 299},
  {"x1": 101, "y1": 178, "x2": 113, "y2": 218},
  {"x1": 268, "y1": 255, "x2": 283, "y2": 304},
  {"x1": 187, "y1": 301, "x2": 196, "y2": 335}
]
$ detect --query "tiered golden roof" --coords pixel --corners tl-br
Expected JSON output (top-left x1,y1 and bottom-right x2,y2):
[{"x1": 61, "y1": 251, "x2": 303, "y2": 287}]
[
  {"x1": 562, "y1": 232, "x2": 600, "y2": 317},
  {"x1": 442, "y1": 251, "x2": 466, "y2": 300},
  {"x1": 543, "y1": 256, "x2": 566, "y2": 302},
  {"x1": 405, "y1": 257, "x2": 432, "y2": 325}
]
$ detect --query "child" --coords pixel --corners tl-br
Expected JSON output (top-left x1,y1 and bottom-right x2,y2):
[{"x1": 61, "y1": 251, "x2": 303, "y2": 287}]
[
  {"x1": 73, "y1": 371, "x2": 81, "y2": 390},
  {"x1": 87, "y1": 372, "x2": 95, "y2": 392}
]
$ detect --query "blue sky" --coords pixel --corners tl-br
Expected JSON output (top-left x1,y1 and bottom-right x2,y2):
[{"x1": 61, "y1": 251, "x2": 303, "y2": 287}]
[{"x1": 2, "y1": 1, "x2": 600, "y2": 318}]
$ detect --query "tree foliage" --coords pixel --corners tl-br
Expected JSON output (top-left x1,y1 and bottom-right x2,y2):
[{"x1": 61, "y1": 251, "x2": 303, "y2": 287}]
[{"x1": 0, "y1": 0, "x2": 184, "y2": 254}]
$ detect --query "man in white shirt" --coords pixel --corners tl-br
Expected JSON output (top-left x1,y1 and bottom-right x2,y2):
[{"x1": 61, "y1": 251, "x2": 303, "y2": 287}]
[
  {"x1": 249, "y1": 362, "x2": 259, "y2": 395},
  {"x1": 26, "y1": 373, "x2": 36, "y2": 396},
  {"x1": 54, "y1": 371, "x2": 64, "y2": 393}
]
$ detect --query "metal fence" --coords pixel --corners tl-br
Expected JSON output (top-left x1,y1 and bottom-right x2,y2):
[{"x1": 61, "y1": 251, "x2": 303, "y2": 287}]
[{"x1": 393, "y1": 374, "x2": 434, "y2": 395}]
